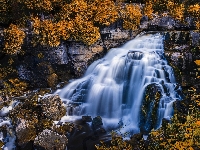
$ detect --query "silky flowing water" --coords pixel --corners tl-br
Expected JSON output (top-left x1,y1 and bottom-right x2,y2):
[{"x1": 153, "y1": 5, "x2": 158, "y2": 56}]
[{"x1": 55, "y1": 33, "x2": 182, "y2": 135}]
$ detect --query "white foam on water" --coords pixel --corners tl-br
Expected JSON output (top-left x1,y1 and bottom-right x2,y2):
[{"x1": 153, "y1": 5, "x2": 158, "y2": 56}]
[{"x1": 55, "y1": 33, "x2": 181, "y2": 135}]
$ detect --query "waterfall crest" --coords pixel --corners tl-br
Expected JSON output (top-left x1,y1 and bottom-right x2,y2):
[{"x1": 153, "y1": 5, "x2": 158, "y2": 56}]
[{"x1": 55, "y1": 33, "x2": 182, "y2": 134}]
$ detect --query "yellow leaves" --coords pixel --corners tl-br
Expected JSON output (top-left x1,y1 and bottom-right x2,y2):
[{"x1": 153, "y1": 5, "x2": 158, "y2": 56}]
[
  {"x1": 73, "y1": 16, "x2": 100, "y2": 45},
  {"x1": 170, "y1": 141, "x2": 194, "y2": 150},
  {"x1": 59, "y1": 0, "x2": 88, "y2": 21},
  {"x1": 195, "y1": 21, "x2": 200, "y2": 31},
  {"x1": 32, "y1": 18, "x2": 73, "y2": 47},
  {"x1": 95, "y1": 131, "x2": 132, "y2": 150},
  {"x1": 121, "y1": 4, "x2": 142, "y2": 30},
  {"x1": 167, "y1": 2, "x2": 185, "y2": 21},
  {"x1": 93, "y1": 0, "x2": 119, "y2": 26},
  {"x1": 18, "y1": 0, "x2": 53, "y2": 11},
  {"x1": 194, "y1": 60, "x2": 200, "y2": 66},
  {"x1": 196, "y1": 121, "x2": 200, "y2": 126},
  {"x1": 188, "y1": 4, "x2": 200, "y2": 14},
  {"x1": 57, "y1": 20, "x2": 74, "y2": 40},
  {"x1": 3, "y1": 24, "x2": 25, "y2": 55},
  {"x1": 37, "y1": 53, "x2": 44, "y2": 59},
  {"x1": 144, "y1": 1, "x2": 154, "y2": 20},
  {"x1": 3, "y1": 78, "x2": 28, "y2": 96},
  {"x1": 60, "y1": 0, "x2": 118, "y2": 27}
]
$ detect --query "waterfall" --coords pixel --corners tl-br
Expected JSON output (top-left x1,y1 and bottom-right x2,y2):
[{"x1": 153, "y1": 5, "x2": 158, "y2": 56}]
[{"x1": 55, "y1": 33, "x2": 182, "y2": 134}]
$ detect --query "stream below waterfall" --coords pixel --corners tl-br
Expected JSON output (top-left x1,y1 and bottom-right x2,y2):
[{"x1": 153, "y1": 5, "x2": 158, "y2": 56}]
[{"x1": 55, "y1": 33, "x2": 182, "y2": 136}]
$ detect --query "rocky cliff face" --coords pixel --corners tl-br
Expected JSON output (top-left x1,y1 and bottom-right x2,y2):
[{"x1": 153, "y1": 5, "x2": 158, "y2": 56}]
[
  {"x1": 163, "y1": 31, "x2": 200, "y2": 88},
  {"x1": 0, "y1": 26, "x2": 139, "y2": 89}
]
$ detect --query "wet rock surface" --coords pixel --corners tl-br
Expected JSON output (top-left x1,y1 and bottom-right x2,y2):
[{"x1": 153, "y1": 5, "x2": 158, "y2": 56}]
[
  {"x1": 34, "y1": 129, "x2": 68, "y2": 150},
  {"x1": 0, "y1": 26, "x2": 139, "y2": 90},
  {"x1": 40, "y1": 94, "x2": 66, "y2": 121},
  {"x1": 140, "y1": 83, "x2": 162, "y2": 134},
  {"x1": 7, "y1": 93, "x2": 67, "y2": 149}
]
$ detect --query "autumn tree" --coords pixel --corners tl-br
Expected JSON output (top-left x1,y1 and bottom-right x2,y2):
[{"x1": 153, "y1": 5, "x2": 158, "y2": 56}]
[
  {"x1": 91, "y1": 0, "x2": 119, "y2": 26},
  {"x1": 143, "y1": 0, "x2": 154, "y2": 20},
  {"x1": 167, "y1": 1, "x2": 185, "y2": 22},
  {"x1": 3, "y1": 24, "x2": 25, "y2": 55},
  {"x1": 121, "y1": 4, "x2": 142, "y2": 30},
  {"x1": 187, "y1": 4, "x2": 200, "y2": 30}
]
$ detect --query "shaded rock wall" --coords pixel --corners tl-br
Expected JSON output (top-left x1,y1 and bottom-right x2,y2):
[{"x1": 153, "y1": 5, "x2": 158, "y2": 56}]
[
  {"x1": 163, "y1": 31, "x2": 200, "y2": 88},
  {"x1": 0, "y1": 25, "x2": 139, "y2": 89}
]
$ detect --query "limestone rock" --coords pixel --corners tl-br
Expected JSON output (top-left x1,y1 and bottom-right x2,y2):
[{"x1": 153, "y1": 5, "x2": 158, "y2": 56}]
[
  {"x1": 40, "y1": 94, "x2": 66, "y2": 121},
  {"x1": 15, "y1": 119, "x2": 36, "y2": 146},
  {"x1": 34, "y1": 129, "x2": 68, "y2": 150}
]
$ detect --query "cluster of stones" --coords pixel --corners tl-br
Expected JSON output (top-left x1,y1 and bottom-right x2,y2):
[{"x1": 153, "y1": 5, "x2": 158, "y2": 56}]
[{"x1": 8, "y1": 93, "x2": 71, "y2": 149}]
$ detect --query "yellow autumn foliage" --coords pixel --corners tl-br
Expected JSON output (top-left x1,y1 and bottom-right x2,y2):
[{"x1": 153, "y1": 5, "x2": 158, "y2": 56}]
[
  {"x1": 3, "y1": 24, "x2": 25, "y2": 55},
  {"x1": 3, "y1": 78, "x2": 28, "y2": 96},
  {"x1": 95, "y1": 131, "x2": 133, "y2": 150},
  {"x1": 149, "y1": 109, "x2": 200, "y2": 149},
  {"x1": 0, "y1": 0, "x2": 8, "y2": 23},
  {"x1": 31, "y1": 17, "x2": 73, "y2": 47},
  {"x1": 194, "y1": 60, "x2": 200, "y2": 66},
  {"x1": 17, "y1": 0, "x2": 53, "y2": 11},
  {"x1": 72, "y1": 15, "x2": 100, "y2": 45},
  {"x1": 92, "y1": 0, "x2": 119, "y2": 26},
  {"x1": 195, "y1": 21, "x2": 200, "y2": 31},
  {"x1": 188, "y1": 4, "x2": 200, "y2": 17},
  {"x1": 144, "y1": 1, "x2": 154, "y2": 20},
  {"x1": 58, "y1": 0, "x2": 88, "y2": 21},
  {"x1": 1, "y1": 0, "x2": 200, "y2": 48},
  {"x1": 167, "y1": 1, "x2": 185, "y2": 21},
  {"x1": 121, "y1": 4, "x2": 142, "y2": 30}
]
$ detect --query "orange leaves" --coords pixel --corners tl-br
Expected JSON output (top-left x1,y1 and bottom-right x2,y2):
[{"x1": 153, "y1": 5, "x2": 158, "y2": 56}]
[
  {"x1": 171, "y1": 4, "x2": 185, "y2": 21},
  {"x1": 3, "y1": 24, "x2": 25, "y2": 55},
  {"x1": 144, "y1": 1, "x2": 154, "y2": 20},
  {"x1": 92, "y1": 0, "x2": 119, "y2": 26},
  {"x1": 166, "y1": 1, "x2": 185, "y2": 21},
  {"x1": 95, "y1": 131, "x2": 133, "y2": 150},
  {"x1": 17, "y1": 0, "x2": 53, "y2": 12},
  {"x1": 149, "y1": 110, "x2": 200, "y2": 149},
  {"x1": 32, "y1": 18, "x2": 73, "y2": 47},
  {"x1": 188, "y1": 4, "x2": 200, "y2": 16},
  {"x1": 73, "y1": 15, "x2": 100, "y2": 45},
  {"x1": 57, "y1": 20, "x2": 73, "y2": 40},
  {"x1": 195, "y1": 21, "x2": 200, "y2": 31},
  {"x1": 60, "y1": 0, "x2": 118, "y2": 26},
  {"x1": 121, "y1": 4, "x2": 142, "y2": 30},
  {"x1": 59, "y1": 0, "x2": 88, "y2": 21},
  {"x1": 196, "y1": 121, "x2": 200, "y2": 126}
]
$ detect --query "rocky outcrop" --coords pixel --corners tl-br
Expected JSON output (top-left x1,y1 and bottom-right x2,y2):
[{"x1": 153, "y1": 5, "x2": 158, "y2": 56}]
[
  {"x1": 163, "y1": 31, "x2": 200, "y2": 87},
  {"x1": 9, "y1": 93, "x2": 67, "y2": 149},
  {"x1": 15, "y1": 119, "x2": 36, "y2": 146},
  {"x1": 0, "y1": 25, "x2": 139, "y2": 89},
  {"x1": 140, "y1": 83, "x2": 162, "y2": 134},
  {"x1": 40, "y1": 94, "x2": 66, "y2": 121},
  {"x1": 163, "y1": 30, "x2": 200, "y2": 124},
  {"x1": 34, "y1": 129, "x2": 68, "y2": 150}
]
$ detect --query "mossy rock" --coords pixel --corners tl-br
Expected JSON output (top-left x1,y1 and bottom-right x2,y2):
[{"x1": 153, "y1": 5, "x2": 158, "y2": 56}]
[
  {"x1": 40, "y1": 94, "x2": 66, "y2": 121},
  {"x1": 140, "y1": 83, "x2": 162, "y2": 134},
  {"x1": 34, "y1": 129, "x2": 68, "y2": 150},
  {"x1": 51, "y1": 122, "x2": 74, "y2": 135},
  {"x1": 47, "y1": 73, "x2": 58, "y2": 88},
  {"x1": 16, "y1": 119, "x2": 37, "y2": 146}
]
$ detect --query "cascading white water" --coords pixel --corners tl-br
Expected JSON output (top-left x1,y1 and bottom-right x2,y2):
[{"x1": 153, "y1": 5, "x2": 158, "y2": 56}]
[{"x1": 55, "y1": 33, "x2": 182, "y2": 134}]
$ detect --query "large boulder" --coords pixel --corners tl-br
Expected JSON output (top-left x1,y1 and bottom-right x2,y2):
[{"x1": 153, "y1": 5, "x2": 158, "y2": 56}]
[
  {"x1": 15, "y1": 119, "x2": 37, "y2": 146},
  {"x1": 40, "y1": 94, "x2": 66, "y2": 121},
  {"x1": 140, "y1": 83, "x2": 162, "y2": 134},
  {"x1": 34, "y1": 129, "x2": 68, "y2": 150}
]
